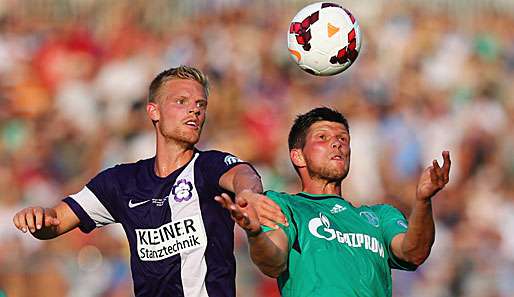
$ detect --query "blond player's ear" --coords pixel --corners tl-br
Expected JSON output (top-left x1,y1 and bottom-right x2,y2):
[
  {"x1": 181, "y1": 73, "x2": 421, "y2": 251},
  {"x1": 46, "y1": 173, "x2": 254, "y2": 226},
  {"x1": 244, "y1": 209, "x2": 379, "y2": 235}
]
[
  {"x1": 290, "y1": 149, "x2": 306, "y2": 168},
  {"x1": 146, "y1": 102, "x2": 160, "y2": 123}
]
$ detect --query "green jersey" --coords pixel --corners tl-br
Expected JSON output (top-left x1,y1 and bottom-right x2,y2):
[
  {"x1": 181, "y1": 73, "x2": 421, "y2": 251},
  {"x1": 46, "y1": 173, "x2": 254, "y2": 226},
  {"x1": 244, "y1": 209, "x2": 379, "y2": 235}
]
[{"x1": 262, "y1": 191, "x2": 416, "y2": 297}]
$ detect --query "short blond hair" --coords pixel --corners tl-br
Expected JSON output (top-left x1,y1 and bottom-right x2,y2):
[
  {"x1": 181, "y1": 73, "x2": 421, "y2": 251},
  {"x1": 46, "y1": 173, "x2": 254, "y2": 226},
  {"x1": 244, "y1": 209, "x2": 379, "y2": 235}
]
[{"x1": 148, "y1": 65, "x2": 209, "y2": 103}]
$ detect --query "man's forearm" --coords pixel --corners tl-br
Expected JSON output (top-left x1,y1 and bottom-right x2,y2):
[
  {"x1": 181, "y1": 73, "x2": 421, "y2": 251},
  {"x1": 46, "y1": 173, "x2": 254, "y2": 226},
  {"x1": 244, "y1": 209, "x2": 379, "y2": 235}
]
[
  {"x1": 248, "y1": 230, "x2": 288, "y2": 278},
  {"x1": 401, "y1": 200, "x2": 435, "y2": 265}
]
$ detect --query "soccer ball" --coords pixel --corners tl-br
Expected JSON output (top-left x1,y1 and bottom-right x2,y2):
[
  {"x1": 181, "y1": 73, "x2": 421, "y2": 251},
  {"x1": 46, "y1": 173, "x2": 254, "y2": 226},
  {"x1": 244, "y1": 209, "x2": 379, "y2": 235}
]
[{"x1": 287, "y1": 2, "x2": 362, "y2": 76}]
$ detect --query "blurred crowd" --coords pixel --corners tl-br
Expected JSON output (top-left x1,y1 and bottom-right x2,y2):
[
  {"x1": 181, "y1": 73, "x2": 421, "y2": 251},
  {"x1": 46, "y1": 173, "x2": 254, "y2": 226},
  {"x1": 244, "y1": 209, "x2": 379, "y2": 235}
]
[{"x1": 0, "y1": 1, "x2": 513, "y2": 296}]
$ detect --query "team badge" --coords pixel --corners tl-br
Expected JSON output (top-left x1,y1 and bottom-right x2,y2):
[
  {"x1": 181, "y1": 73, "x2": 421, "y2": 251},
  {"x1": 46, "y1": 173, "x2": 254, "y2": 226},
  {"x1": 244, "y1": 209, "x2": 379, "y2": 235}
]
[
  {"x1": 172, "y1": 179, "x2": 193, "y2": 202},
  {"x1": 359, "y1": 211, "x2": 380, "y2": 227},
  {"x1": 397, "y1": 219, "x2": 408, "y2": 229}
]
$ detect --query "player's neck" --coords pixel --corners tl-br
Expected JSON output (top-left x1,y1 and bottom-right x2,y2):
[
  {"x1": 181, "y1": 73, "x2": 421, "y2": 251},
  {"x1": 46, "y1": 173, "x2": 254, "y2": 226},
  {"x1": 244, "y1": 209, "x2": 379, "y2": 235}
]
[
  {"x1": 154, "y1": 139, "x2": 195, "y2": 177},
  {"x1": 301, "y1": 178, "x2": 342, "y2": 196}
]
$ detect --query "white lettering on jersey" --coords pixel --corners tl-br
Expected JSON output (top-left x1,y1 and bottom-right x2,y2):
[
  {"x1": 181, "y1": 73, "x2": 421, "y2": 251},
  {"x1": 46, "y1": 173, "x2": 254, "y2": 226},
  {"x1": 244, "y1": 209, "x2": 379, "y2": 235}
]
[
  {"x1": 308, "y1": 213, "x2": 385, "y2": 258},
  {"x1": 136, "y1": 215, "x2": 207, "y2": 261}
]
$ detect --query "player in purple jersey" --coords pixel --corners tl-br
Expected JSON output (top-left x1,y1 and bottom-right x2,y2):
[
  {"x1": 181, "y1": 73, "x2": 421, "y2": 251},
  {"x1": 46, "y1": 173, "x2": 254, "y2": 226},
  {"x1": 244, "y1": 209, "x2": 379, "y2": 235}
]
[{"x1": 13, "y1": 66, "x2": 285, "y2": 297}]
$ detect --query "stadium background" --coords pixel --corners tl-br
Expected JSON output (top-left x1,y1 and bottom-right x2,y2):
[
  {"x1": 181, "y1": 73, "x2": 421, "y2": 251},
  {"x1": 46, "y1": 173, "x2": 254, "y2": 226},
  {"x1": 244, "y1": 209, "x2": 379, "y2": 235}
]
[{"x1": 0, "y1": 0, "x2": 513, "y2": 296}]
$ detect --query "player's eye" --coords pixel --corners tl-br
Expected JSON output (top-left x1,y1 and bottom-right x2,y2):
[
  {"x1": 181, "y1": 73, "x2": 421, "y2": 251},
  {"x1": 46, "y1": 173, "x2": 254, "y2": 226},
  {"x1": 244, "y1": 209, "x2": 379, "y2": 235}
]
[
  {"x1": 176, "y1": 98, "x2": 186, "y2": 105},
  {"x1": 319, "y1": 134, "x2": 326, "y2": 140},
  {"x1": 196, "y1": 101, "x2": 207, "y2": 109}
]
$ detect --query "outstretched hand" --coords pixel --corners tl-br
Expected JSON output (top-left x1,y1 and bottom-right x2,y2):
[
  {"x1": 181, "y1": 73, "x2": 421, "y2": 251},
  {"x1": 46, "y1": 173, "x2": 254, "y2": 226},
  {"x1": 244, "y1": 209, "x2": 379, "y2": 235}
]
[
  {"x1": 215, "y1": 193, "x2": 262, "y2": 236},
  {"x1": 13, "y1": 207, "x2": 60, "y2": 234},
  {"x1": 416, "y1": 151, "x2": 451, "y2": 201},
  {"x1": 216, "y1": 190, "x2": 287, "y2": 236}
]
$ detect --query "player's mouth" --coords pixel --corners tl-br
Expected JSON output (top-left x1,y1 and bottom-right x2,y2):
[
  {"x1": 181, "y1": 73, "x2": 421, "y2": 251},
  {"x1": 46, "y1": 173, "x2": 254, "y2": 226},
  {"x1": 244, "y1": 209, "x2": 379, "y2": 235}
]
[
  {"x1": 183, "y1": 118, "x2": 200, "y2": 130},
  {"x1": 330, "y1": 155, "x2": 344, "y2": 162}
]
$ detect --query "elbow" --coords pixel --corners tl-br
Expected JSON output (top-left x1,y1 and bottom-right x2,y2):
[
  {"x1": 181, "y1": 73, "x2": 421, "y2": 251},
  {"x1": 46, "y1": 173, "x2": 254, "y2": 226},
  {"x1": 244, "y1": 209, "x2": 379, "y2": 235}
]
[
  {"x1": 252, "y1": 257, "x2": 287, "y2": 278},
  {"x1": 258, "y1": 264, "x2": 286, "y2": 278},
  {"x1": 402, "y1": 251, "x2": 431, "y2": 267}
]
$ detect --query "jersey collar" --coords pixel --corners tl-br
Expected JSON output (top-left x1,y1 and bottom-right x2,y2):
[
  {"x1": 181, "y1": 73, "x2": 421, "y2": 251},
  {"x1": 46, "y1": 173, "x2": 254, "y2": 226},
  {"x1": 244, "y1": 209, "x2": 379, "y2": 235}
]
[{"x1": 297, "y1": 192, "x2": 345, "y2": 201}]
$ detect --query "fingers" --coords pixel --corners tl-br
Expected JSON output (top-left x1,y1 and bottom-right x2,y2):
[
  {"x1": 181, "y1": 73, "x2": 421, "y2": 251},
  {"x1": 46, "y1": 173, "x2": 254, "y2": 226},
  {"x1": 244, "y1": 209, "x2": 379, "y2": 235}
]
[
  {"x1": 214, "y1": 193, "x2": 233, "y2": 210},
  {"x1": 261, "y1": 198, "x2": 282, "y2": 214},
  {"x1": 13, "y1": 211, "x2": 26, "y2": 233},
  {"x1": 13, "y1": 207, "x2": 58, "y2": 234},
  {"x1": 235, "y1": 196, "x2": 248, "y2": 208},
  {"x1": 249, "y1": 196, "x2": 287, "y2": 226},
  {"x1": 442, "y1": 151, "x2": 451, "y2": 181},
  {"x1": 214, "y1": 193, "x2": 246, "y2": 223},
  {"x1": 25, "y1": 209, "x2": 37, "y2": 233},
  {"x1": 34, "y1": 207, "x2": 44, "y2": 231}
]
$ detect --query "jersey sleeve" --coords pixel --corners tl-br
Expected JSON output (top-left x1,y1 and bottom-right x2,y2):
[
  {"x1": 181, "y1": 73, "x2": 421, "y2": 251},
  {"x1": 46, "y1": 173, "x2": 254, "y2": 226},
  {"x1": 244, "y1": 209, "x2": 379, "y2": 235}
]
[
  {"x1": 199, "y1": 150, "x2": 260, "y2": 192},
  {"x1": 63, "y1": 167, "x2": 119, "y2": 233},
  {"x1": 261, "y1": 191, "x2": 297, "y2": 250},
  {"x1": 374, "y1": 204, "x2": 417, "y2": 271}
]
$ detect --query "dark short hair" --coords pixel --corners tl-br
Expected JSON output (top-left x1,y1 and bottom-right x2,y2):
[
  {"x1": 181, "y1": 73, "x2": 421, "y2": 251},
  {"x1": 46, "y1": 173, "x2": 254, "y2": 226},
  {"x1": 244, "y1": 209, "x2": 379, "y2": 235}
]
[
  {"x1": 148, "y1": 65, "x2": 209, "y2": 103},
  {"x1": 288, "y1": 107, "x2": 350, "y2": 150}
]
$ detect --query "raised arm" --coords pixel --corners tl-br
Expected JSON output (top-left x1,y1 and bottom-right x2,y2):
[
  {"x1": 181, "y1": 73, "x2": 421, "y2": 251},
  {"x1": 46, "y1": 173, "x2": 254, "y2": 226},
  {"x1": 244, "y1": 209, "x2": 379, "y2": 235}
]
[
  {"x1": 215, "y1": 193, "x2": 289, "y2": 277},
  {"x1": 219, "y1": 164, "x2": 287, "y2": 228},
  {"x1": 391, "y1": 151, "x2": 451, "y2": 266},
  {"x1": 13, "y1": 201, "x2": 80, "y2": 240}
]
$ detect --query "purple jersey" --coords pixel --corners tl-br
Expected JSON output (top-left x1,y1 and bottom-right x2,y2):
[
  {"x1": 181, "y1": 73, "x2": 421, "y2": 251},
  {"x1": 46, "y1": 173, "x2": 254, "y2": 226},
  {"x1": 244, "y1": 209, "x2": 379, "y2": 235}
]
[{"x1": 63, "y1": 150, "x2": 252, "y2": 297}]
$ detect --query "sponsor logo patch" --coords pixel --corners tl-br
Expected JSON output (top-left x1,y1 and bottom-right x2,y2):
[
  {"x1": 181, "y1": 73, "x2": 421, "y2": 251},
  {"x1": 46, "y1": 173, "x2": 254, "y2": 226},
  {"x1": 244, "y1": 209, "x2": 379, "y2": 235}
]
[
  {"x1": 128, "y1": 199, "x2": 151, "y2": 208},
  {"x1": 330, "y1": 204, "x2": 346, "y2": 214},
  {"x1": 308, "y1": 213, "x2": 385, "y2": 258},
  {"x1": 136, "y1": 215, "x2": 207, "y2": 261},
  {"x1": 224, "y1": 155, "x2": 243, "y2": 166}
]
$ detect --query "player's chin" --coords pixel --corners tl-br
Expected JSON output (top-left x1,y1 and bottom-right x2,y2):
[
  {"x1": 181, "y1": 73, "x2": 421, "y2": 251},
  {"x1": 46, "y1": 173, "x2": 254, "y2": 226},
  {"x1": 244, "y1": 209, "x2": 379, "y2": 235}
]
[{"x1": 327, "y1": 166, "x2": 349, "y2": 181}]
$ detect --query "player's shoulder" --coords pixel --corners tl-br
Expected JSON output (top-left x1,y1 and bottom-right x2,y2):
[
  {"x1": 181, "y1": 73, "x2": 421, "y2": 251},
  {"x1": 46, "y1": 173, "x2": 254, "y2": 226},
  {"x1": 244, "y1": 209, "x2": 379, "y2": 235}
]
[
  {"x1": 367, "y1": 203, "x2": 405, "y2": 217},
  {"x1": 97, "y1": 158, "x2": 153, "y2": 179},
  {"x1": 197, "y1": 149, "x2": 243, "y2": 162},
  {"x1": 264, "y1": 190, "x2": 296, "y2": 203}
]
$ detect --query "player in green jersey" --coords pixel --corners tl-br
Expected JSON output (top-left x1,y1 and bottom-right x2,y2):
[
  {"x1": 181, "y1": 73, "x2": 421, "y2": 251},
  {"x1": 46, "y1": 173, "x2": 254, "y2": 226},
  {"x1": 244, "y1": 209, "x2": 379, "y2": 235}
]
[{"x1": 216, "y1": 107, "x2": 451, "y2": 297}]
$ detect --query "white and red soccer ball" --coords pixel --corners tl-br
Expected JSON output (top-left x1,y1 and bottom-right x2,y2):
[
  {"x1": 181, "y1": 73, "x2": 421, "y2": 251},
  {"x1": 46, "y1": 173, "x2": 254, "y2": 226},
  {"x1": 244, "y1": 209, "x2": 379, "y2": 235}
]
[{"x1": 288, "y1": 2, "x2": 362, "y2": 76}]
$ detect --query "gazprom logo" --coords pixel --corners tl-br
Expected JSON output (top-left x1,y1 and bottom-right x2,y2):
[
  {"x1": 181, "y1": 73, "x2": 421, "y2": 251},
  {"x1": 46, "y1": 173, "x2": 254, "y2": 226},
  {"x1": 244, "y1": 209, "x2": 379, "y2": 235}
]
[
  {"x1": 308, "y1": 213, "x2": 336, "y2": 240},
  {"x1": 307, "y1": 213, "x2": 385, "y2": 258}
]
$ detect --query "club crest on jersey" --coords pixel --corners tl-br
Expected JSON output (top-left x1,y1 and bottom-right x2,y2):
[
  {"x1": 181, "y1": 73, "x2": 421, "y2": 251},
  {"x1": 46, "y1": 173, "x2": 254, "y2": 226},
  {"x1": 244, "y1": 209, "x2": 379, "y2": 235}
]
[
  {"x1": 397, "y1": 219, "x2": 408, "y2": 229},
  {"x1": 172, "y1": 179, "x2": 193, "y2": 202},
  {"x1": 359, "y1": 211, "x2": 380, "y2": 227},
  {"x1": 224, "y1": 155, "x2": 242, "y2": 166}
]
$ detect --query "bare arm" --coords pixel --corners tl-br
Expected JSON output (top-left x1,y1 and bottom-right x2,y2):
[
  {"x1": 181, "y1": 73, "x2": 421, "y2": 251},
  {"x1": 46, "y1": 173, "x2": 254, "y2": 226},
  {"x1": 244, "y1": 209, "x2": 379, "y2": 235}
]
[
  {"x1": 13, "y1": 201, "x2": 80, "y2": 240},
  {"x1": 247, "y1": 229, "x2": 289, "y2": 278},
  {"x1": 215, "y1": 193, "x2": 289, "y2": 277},
  {"x1": 219, "y1": 163, "x2": 263, "y2": 195},
  {"x1": 391, "y1": 151, "x2": 451, "y2": 266},
  {"x1": 219, "y1": 164, "x2": 287, "y2": 227}
]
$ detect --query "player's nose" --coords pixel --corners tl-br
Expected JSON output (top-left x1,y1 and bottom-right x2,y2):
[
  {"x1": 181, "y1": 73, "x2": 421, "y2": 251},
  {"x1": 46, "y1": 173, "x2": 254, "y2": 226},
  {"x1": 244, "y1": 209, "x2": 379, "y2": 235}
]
[
  {"x1": 188, "y1": 105, "x2": 201, "y2": 116},
  {"x1": 331, "y1": 139, "x2": 342, "y2": 149}
]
